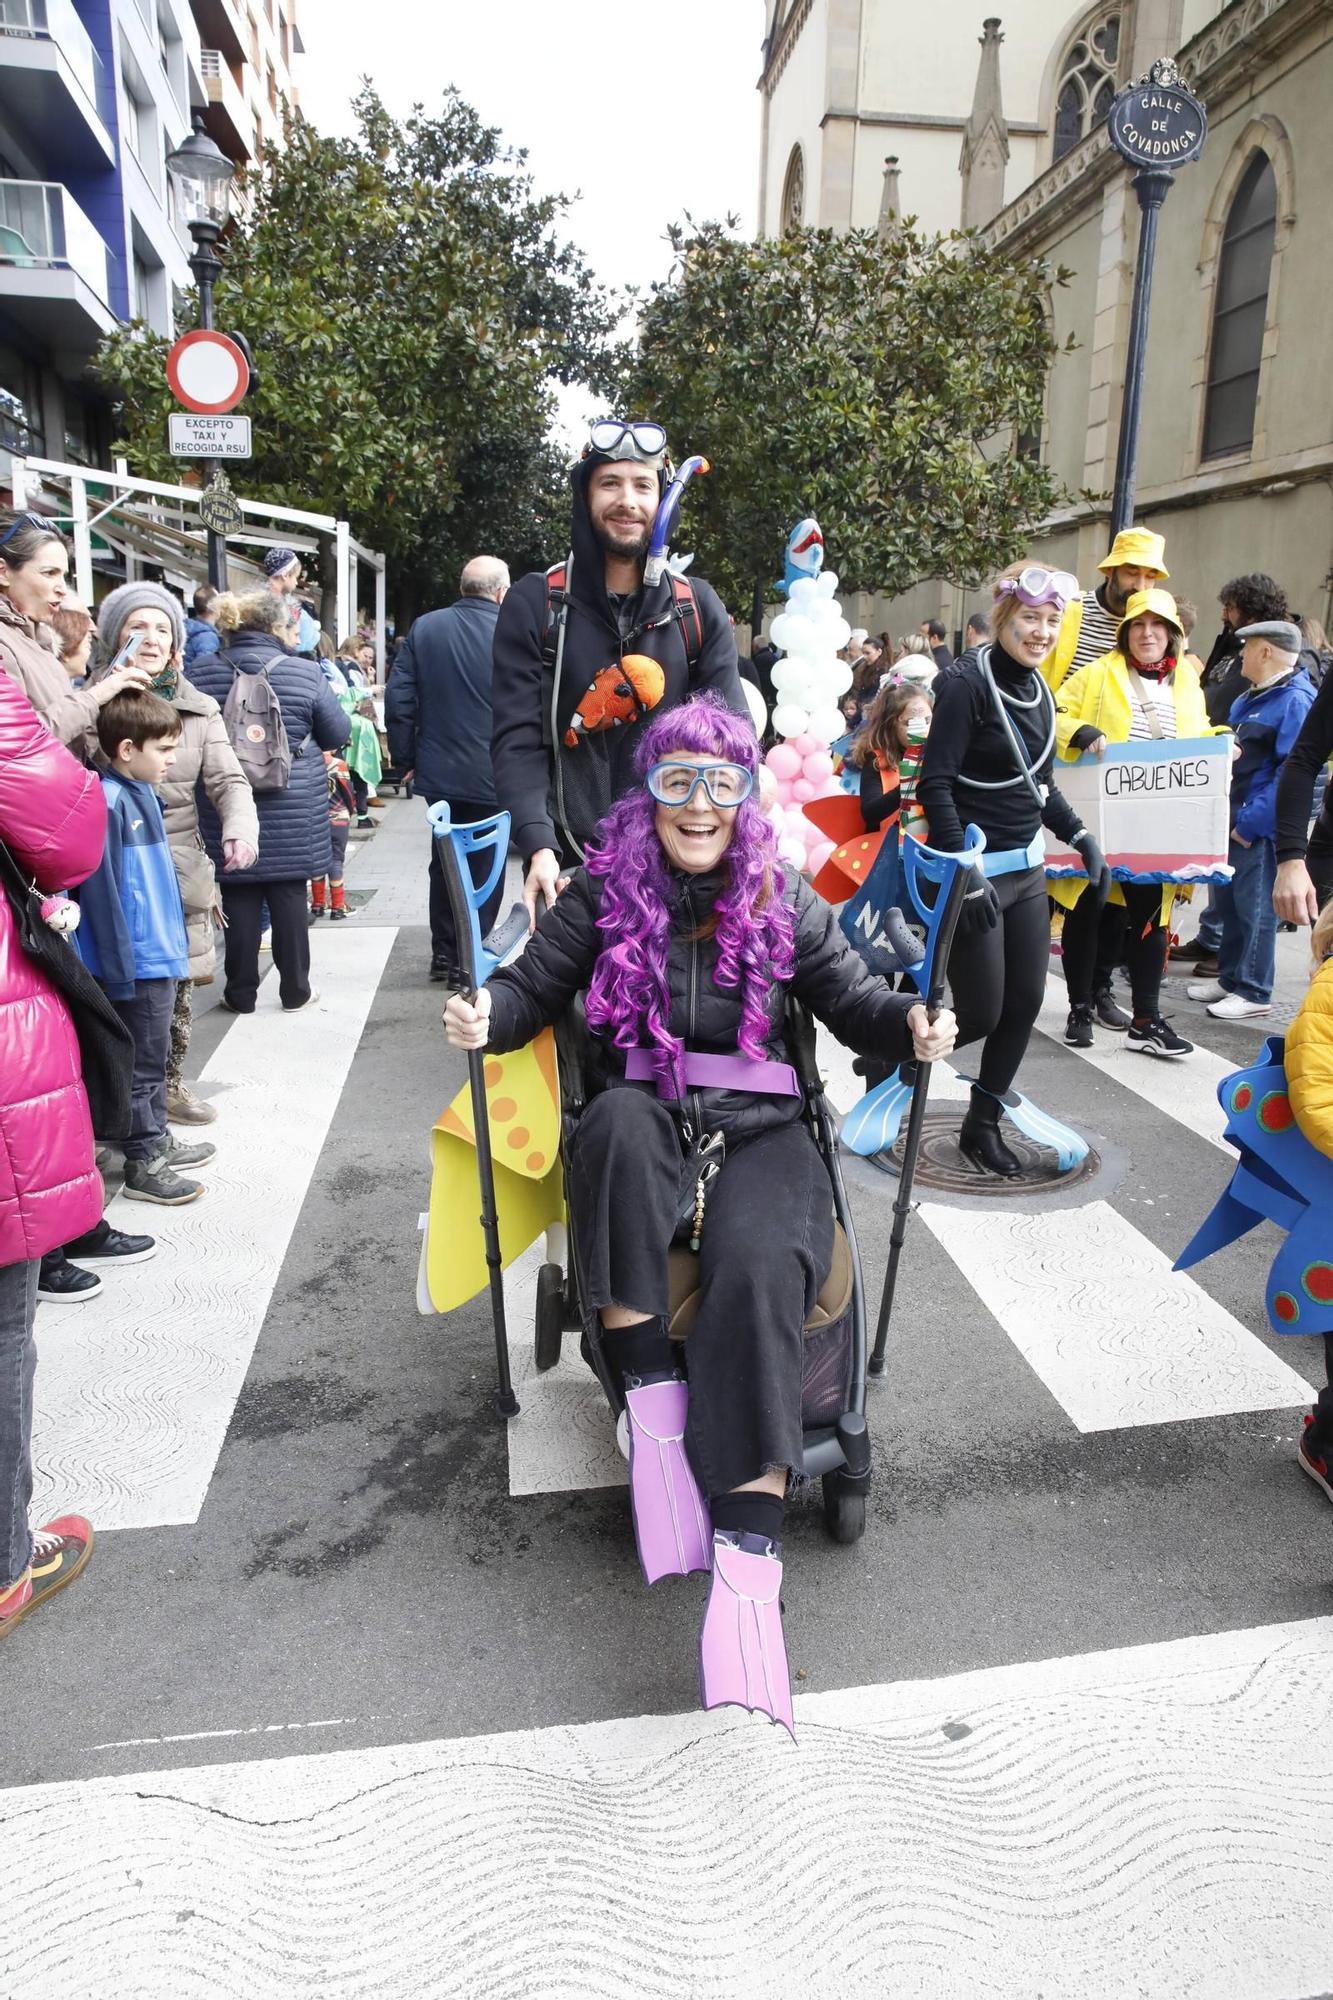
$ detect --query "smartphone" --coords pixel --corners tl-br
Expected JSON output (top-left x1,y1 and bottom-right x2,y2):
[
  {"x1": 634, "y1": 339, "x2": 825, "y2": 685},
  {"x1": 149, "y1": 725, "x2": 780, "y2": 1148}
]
[{"x1": 109, "y1": 630, "x2": 145, "y2": 672}]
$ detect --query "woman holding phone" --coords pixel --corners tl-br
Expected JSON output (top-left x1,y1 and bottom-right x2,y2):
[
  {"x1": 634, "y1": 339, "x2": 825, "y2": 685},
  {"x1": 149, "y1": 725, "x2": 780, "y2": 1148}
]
[{"x1": 0, "y1": 511, "x2": 151, "y2": 748}]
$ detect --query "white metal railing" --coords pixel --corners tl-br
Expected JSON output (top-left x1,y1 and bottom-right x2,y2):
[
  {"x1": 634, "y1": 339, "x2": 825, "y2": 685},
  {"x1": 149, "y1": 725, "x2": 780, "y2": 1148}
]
[
  {"x1": 0, "y1": 179, "x2": 110, "y2": 302},
  {"x1": 0, "y1": 0, "x2": 106, "y2": 118}
]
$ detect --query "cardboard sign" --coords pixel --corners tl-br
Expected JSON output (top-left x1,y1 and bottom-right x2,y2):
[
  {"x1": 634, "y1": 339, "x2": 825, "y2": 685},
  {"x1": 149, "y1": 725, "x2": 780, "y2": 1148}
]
[{"x1": 1045, "y1": 735, "x2": 1233, "y2": 884}]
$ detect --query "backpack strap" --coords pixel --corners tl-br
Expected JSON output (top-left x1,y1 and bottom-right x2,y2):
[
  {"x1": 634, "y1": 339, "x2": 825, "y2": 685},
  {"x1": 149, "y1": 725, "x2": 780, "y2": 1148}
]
[
  {"x1": 539, "y1": 559, "x2": 572, "y2": 753},
  {"x1": 668, "y1": 574, "x2": 703, "y2": 673}
]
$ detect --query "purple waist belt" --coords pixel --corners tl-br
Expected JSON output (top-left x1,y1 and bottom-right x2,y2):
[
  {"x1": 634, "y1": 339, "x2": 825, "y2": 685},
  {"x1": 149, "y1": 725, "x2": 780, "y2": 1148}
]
[{"x1": 623, "y1": 1049, "x2": 801, "y2": 1097}]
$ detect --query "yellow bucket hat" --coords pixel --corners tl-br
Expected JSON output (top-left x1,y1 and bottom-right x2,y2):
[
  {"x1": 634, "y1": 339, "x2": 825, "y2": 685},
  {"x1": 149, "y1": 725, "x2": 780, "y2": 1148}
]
[
  {"x1": 1117, "y1": 587, "x2": 1183, "y2": 649},
  {"x1": 1098, "y1": 527, "x2": 1168, "y2": 578}
]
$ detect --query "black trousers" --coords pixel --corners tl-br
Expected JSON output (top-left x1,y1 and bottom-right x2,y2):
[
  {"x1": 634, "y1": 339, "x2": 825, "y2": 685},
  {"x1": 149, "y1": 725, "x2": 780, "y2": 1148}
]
[
  {"x1": 567, "y1": 1088, "x2": 833, "y2": 1497},
  {"x1": 1064, "y1": 882, "x2": 1167, "y2": 1018},
  {"x1": 220, "y1": 878, "x2": 310, "y2": 1011},
  {"x1": 111, "y1": 977, "x2": 176, "y2": 1161},
  {"x1": 426, "y1": 795, "x2": 505, "y2": 974},
  {"x1": 948, "y1": 864, "x2": 1050, "y2": 1096},
  {"x1": 1061, "y1": 892, "x2": 1130, "y2": 1005}
]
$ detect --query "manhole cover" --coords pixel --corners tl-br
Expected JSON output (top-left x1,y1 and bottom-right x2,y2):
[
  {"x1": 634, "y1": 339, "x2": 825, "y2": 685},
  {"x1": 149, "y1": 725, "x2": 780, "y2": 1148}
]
[{"x1": 868, "y1": 1107, "x2": 1102, "y2": 1196}]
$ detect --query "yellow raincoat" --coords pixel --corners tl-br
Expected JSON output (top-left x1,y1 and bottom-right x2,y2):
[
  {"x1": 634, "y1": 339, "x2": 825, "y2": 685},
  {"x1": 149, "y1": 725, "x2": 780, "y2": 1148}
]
[
  {"x1": 1051, "y1": 647, "x2": 1224, "y2": 921},
  {"x1": 1288, "y1": 957, "x2": 1333, "y2": 1160}
]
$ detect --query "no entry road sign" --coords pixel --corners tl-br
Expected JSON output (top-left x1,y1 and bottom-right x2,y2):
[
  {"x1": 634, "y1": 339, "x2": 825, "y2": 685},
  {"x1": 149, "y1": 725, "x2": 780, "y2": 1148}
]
[{"x1": 166, "y1": 329, "x2": 251, "y2": 415}]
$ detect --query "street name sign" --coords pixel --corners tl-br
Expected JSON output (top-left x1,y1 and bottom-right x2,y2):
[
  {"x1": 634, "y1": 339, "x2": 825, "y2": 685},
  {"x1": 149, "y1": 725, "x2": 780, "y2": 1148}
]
[
  {"x1": 1045, "y1": 736, "x2": 1233, "y2": 885},
  {"x1": 198, "y1": 471, "x2": 244, "y2": 536},
  {"x1": 166, "y1": 329, "x2": 251, "y2": 415},
  {"x1": 1109, "y1": 57, "x2": 1207, "y2": 170},
  {"x1": 169, "y1": 412, "x2": 252, "y2": 459}
]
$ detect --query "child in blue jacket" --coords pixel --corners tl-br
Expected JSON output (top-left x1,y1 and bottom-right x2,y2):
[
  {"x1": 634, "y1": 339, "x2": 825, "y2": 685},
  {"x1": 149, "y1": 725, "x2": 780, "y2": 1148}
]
[
  {"x1": 76, "y1": 692, "x2": 207, "y2": 1206},
  {"x1": 1188, "y1": 620, "x2": 1316, "y2": 1020}
]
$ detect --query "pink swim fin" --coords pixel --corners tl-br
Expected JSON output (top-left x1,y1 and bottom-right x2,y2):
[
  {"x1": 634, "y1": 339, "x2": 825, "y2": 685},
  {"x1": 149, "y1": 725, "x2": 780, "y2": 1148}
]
[
  {"x1": 698, "y1": 1530, "x2": 795, "y2": 1739},
  {"x1": 624, "y1": 1377, "x2": 712, "y2": 1585}
]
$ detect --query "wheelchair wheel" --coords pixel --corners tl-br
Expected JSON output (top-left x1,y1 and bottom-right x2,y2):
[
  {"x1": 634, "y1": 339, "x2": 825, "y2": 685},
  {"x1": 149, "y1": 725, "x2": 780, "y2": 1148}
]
[
  {"x1": 822, "y1": 1472, "x2": 867, "y2": 1545},
  {"x1": 534, "y1": 1262, "x2": 565, "y2": 1372}
]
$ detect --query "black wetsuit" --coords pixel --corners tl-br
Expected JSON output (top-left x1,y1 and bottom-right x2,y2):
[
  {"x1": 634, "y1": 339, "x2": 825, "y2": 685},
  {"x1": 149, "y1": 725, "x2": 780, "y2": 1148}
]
[{"x1": 918, "y1": 642, "x2": 1084, "y2": 1095}]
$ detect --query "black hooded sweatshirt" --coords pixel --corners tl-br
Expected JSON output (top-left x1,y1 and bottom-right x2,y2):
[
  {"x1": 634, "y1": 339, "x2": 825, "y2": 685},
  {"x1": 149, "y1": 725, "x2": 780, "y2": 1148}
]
[{"x1": 490, "y1": 460, "x2": 747, "y2": 863}]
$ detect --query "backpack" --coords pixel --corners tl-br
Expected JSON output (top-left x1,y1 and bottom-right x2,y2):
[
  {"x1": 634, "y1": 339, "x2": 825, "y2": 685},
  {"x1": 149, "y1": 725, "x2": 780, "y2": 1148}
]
[{"x1": 223, "y1": 658, "x2": 292, "y2": 793}]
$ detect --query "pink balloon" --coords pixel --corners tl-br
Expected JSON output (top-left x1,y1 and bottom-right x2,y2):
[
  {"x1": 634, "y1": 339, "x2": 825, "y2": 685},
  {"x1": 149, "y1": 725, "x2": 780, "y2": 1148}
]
[
  {"x1": 792, "y1": 779, "x2": 816, "y2": 803},
  {"x1": 808, "y1": 839, "x2": 836, "y2": 874},
  {"x1": 794, "y1": 733, "x2": 820, "y2": 756},
  {"x1": 774, "y1": 778, "x2": 795, "y2": 806},
  {"x1": 777, "y1": 835, "x2": 806, "y2": 866},
  {"x1": 765, "y1": 743, "x2": 801, "y2": 781},
  {"x1": 802, "y1": 752, "x2": 834, "y2": 786}
]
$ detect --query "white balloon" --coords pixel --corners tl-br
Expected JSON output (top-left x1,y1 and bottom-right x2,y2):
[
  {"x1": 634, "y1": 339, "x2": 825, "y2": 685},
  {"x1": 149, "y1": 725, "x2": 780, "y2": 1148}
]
[
  {"x1": 788, "y1": 576, "x2": 819, "y2": 607},
  {"x1": 827, "y1": 662, "x2": 854, "y2": 697},
  {"x1": 768, "y1": 612, "x2": 794, "y2": 650},
  {"x1": 815, "y1": 570, "x2": 837, "y2": 597},
  {"x1": 741, "y1": 679, "x2": 767, "y2": 736},
  {"x1": 769, "y1": 660, "x2": 795, "y2": 693},
  {"x1": 808, "y1": 703, "x2": 846, "y2": 743},
  {"x1": 828, "y1": 616, "x2": 852, "y2": 650},
  {"x1": 772, "y1": 702, "x2": 810, "y2": 739}
]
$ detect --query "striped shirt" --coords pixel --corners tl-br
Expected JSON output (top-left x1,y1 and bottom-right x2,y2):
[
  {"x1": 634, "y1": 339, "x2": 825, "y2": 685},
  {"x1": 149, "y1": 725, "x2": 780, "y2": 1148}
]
[
  {"x1": 1069, "y1": 589, "x2": 1121, "y2": 675},
  {"x1": 1127, "y1": 672, "x2": 1178, "y2": 740}
]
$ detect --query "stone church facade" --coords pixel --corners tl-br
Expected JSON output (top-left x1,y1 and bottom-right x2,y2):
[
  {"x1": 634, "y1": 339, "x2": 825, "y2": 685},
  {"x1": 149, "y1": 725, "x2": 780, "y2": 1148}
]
[{"x1": 757, "y1": 0, "x2": 1333, "y2": 643}]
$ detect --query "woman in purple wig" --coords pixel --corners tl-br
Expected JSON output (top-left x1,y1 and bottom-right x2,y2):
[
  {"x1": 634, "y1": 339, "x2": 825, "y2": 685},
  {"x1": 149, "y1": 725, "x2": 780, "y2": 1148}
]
[{"x1": 445, "y1": 694, "x2": 955, "y2": 1733}]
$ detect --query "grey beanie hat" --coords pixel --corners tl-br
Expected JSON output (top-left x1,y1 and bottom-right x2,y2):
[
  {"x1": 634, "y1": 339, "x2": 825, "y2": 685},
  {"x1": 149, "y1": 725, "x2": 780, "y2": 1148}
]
[{"x1": 96, "y1": 581, "x2": 186, "y2": 659}]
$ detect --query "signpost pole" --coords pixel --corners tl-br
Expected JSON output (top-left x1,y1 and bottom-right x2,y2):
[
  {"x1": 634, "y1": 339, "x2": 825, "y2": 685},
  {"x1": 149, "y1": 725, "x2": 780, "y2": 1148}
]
[
  {"x1": 191, "y1": 233, "x2": 227, "y2": 589},
  {"x1": 1106, "y1": 57, "x2": 1207, "y2": 540}
]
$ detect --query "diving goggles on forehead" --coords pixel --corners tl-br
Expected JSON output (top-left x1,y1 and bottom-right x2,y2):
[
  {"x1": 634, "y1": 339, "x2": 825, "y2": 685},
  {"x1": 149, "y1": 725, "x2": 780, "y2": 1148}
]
[
  {"x1": 995, "y1": 566, "x2": 1080, "y2": 612},
  {"x1": 646, "y1": 760, "x2": 755, "y2": 809},
  {"x1": 584, "y1": 419, "x2": 669, "y2": 465}
]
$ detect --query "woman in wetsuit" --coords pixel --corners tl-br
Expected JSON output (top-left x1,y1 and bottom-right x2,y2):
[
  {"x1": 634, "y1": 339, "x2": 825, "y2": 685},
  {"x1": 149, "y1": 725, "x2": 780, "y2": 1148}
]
[{"x1": 917, "y1": 563, "x2": 1108, "y2": 1176}]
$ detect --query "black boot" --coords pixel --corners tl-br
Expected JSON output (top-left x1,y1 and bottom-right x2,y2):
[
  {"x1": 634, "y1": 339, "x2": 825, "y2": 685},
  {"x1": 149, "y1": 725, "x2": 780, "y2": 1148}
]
[{"x1": 958, "y1": 1087, "x2": 1022, "y2": 1178}]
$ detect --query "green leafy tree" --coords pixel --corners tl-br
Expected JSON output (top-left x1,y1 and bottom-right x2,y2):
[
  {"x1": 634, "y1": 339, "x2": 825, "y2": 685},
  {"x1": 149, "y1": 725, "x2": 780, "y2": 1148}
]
[
  {"x1": 621, "y1": 219, "x2": 1070, "y2": 621},
  {"x1": 95, "y1": 87, "x2": 617, "y2": 621}
]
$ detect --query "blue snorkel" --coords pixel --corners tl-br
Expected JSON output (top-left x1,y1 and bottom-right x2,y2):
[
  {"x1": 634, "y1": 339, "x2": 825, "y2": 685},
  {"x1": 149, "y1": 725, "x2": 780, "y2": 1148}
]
[{"x1": 642, "y1": 454, "x2": 709, "y2": 588}]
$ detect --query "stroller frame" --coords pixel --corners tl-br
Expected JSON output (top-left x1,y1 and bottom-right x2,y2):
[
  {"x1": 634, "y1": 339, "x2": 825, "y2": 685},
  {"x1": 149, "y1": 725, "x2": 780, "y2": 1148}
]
[{"x1": 533, "y1": 996, "x2": 874, "y2": 1544}]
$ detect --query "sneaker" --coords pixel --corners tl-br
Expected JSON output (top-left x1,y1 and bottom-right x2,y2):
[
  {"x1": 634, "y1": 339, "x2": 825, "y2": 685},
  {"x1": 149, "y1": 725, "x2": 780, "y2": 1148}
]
[
  {"x1": 36, "y1": 1253, "x2": 102, "y2": 1303},
  {"x1": 1298, "y1": 1415, "x2": 1333, "y2": 1504},
  {"x1": 1064, "y1": 1004, "x2": 1095, "y2": 1048},
  {"x1": 122, "y1": 1153, "x2": 204, "y2": 1206},
  {"x1": 309, "y1": 904, "x2": 327, "y2": 922},
  {"x1": 1187, "y1": 978, "x2": 1227, "y2": 1003},
  {"x1": 63, "y1": 1221, "x2": 156, "y2": 1264},
  {"x1": 281, "y1": 990, "x2": 320, "y2": 1011},
  {"x1": 429, "y1": 958, "x2": 455, "y2": 984},
  {"x1": 1094, "y1": 988, "x2": 1132, "y2": 1030},
  {"x1": 0, "y1": 1516, "x2": 93, "y2": 1638},
  {"x1": 329, "y1": 905, "x2": 348, "y2": 921},
  {"x1": 167, "y1": 1138, "x2": 216, "y2": 1170},
  {"x1": 1126, "y1": 1016, "x2": 1194, "y2": 1059},
  {"x1": 1207, "y1": 992, "x2": 1271, "y2": 1019},
  {"x1": 166, "y1": 1084, "x2": 217, "y2": 1126},
  {"x1": 355, "y1": 816, "x2": 373, "y2": 830}
]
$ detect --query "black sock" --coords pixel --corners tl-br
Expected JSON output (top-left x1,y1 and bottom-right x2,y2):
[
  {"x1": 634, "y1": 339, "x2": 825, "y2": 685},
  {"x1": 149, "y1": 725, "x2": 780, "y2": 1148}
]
[
  {"x1": 710, "y1": 1491, "x2": 785, "y2": 1543},
  {"x1": 602, "y1": 1317, "x2": 674, "y2": 1388}
]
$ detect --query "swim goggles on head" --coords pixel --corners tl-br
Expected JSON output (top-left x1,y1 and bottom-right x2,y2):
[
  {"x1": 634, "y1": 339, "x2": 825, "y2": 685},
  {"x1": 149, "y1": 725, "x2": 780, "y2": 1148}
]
[
  {"x1": 584, "y1": 419, "x2": 669, "y2": 466},
  {"x1": 646, "y1": 760, "x2": 754, "y2": 809},
  {"x1": 994, "y1": 566, "x2": 1080, "y2": 612},
  {"x1": 0, "y1": 510, "x2": 57, "y2": 548}
]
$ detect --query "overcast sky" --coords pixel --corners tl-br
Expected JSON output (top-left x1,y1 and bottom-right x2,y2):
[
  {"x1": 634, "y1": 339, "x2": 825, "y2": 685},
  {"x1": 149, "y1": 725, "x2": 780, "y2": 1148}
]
[{"x1": 298, "y1": 1, "x2": 766, "y2": 440}]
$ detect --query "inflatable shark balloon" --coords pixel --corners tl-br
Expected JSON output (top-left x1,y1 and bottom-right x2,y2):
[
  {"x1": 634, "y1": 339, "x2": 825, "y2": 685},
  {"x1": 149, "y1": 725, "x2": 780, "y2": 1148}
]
[{"x1": 781, "y1": 518, "x2": 824, "y2": 595}]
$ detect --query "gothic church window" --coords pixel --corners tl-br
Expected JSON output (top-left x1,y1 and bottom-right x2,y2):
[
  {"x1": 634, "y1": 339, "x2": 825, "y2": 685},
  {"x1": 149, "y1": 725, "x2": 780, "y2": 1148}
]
[
  {"x1": 1052, "y1": 9, "x2": 1120, "y2": 162},
  {"x1": 781, "y1": 145, "x2": 805, "y2": 235},
  {"x1": 1202, "y1": 151, "x2": 1278, "y2": 459}
]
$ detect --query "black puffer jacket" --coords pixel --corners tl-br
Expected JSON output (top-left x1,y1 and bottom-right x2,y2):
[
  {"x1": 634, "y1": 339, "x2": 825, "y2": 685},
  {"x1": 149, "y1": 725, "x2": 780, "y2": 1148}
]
[{"x1": 486, "y1": 866, "x2": 917, "y2": 1143}]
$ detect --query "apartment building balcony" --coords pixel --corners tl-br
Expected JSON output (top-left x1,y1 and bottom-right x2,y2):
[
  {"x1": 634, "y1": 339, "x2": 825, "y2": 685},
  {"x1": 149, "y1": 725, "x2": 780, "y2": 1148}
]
[
  {"x1": 0, "y1": 180, "x2": 116, "y2": 354},
  {"x1": 200, "y1": 47, "x2": 250, "y2": 164},
  {"x1": 0, "y1": 0, "x2": 115, "y2": 170},
  {"x1": 191, "y1": 0, "x2": 246, "y2": 71}
]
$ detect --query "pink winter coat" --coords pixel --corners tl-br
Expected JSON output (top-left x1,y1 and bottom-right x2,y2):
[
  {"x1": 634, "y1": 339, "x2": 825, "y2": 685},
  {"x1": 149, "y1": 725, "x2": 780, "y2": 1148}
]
[{"x1": 0, "y1": 673, "x2": 107, "y2": 1265}]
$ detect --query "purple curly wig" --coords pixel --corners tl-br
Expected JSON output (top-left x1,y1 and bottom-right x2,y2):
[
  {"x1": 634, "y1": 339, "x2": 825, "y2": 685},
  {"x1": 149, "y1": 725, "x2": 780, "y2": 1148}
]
[{"x1": 584, "y1": 694, "x2": 795, "y2": 1097}]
